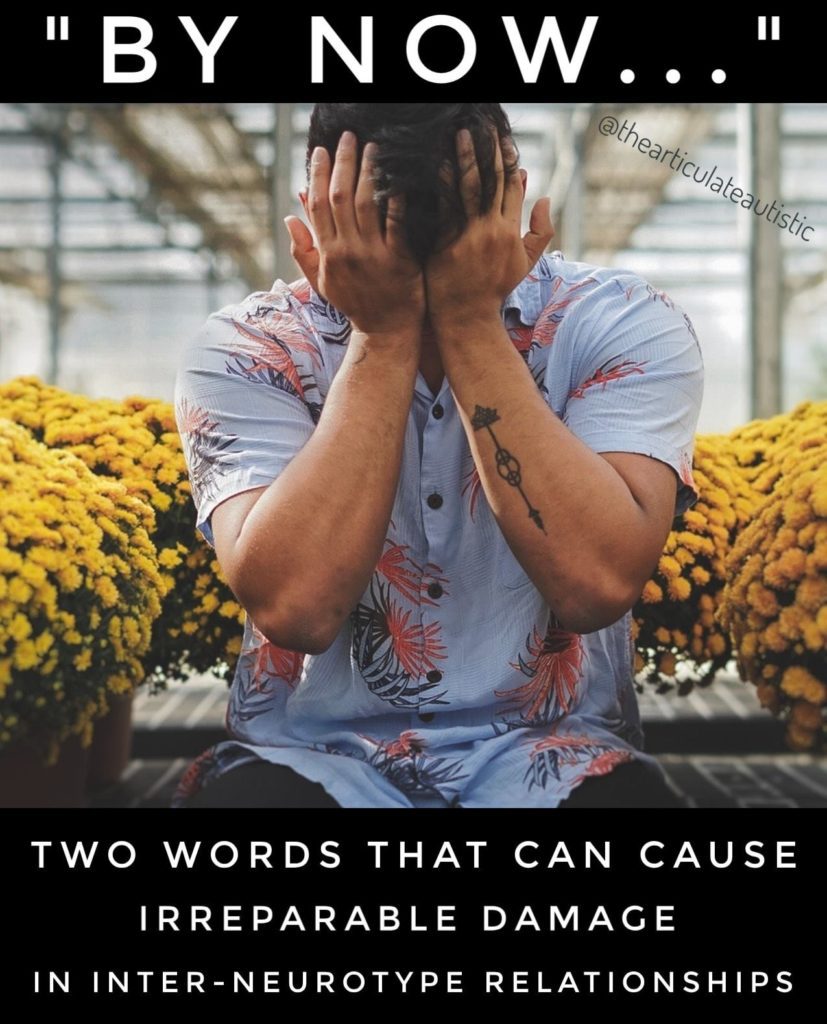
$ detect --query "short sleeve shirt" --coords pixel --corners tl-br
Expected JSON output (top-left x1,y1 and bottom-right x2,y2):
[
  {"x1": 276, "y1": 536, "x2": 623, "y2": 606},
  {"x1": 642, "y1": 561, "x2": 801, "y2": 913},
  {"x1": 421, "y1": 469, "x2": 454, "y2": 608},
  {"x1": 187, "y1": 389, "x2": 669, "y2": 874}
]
[{"x1": 170, "y1": 250, "x2": 704, "y2": 808}]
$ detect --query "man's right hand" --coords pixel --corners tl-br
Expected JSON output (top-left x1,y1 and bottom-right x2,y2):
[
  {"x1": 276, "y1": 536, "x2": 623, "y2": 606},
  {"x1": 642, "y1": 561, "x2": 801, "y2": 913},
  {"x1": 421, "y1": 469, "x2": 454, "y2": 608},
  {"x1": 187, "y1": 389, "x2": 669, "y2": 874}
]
[{"x1": 284, "y1": 131, "x2": 426, "y2": 341}]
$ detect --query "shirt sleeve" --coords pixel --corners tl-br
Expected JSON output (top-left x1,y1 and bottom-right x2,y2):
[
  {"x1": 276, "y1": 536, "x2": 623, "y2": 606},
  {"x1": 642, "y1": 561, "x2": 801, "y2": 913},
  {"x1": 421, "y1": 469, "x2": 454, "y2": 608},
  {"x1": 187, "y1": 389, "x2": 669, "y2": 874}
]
[
  {"x1": 173, "y1": 310, "x2": 318, "y2": 549},
  {"x1": 552, "y1": 274, "x2": 705, "y2": 519}
]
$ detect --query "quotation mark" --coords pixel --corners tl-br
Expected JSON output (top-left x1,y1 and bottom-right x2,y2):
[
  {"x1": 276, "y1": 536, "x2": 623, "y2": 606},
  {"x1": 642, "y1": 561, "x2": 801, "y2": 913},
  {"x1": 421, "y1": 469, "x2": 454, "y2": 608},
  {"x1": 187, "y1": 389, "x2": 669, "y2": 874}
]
[
  {"x1": 757, "y1": 16, "x2": 780, "y2": 40},
  {"x1": 46, "y1": 15, "x2": 69, "y2": 41}
]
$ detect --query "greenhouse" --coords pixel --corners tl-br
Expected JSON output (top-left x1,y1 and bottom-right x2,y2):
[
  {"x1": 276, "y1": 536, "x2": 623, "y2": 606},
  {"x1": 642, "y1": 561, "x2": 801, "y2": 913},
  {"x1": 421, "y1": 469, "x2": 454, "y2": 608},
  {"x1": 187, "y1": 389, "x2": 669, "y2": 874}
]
[{"x1": 0, "y1": 101, "x2": 825, "y2": 808}]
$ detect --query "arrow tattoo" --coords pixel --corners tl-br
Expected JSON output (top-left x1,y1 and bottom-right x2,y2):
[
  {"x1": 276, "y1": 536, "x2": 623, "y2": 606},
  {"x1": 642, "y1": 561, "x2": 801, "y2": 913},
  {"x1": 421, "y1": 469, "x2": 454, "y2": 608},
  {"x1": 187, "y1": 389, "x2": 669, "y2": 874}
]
[{"x1": 471, "y1": 404, "x2": 547, "y2": 534}]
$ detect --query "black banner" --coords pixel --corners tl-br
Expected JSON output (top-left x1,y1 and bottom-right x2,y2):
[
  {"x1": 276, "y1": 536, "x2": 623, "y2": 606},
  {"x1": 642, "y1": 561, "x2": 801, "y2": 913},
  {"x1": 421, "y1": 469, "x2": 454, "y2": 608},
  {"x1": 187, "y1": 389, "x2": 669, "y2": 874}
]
[
  {"x1": 4, "y1": 807, "x2": 819, "y2": 1009},
  {"x1": 0, "y1": 7, "x2": 821, "y2": 101}
]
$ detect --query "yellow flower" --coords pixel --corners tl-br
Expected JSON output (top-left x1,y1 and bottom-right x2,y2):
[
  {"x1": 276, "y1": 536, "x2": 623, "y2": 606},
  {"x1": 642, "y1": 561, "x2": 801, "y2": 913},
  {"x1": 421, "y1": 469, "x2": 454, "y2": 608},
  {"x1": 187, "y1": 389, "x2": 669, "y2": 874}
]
[
  {"x1": 780, "y1": 666, "x2": 827, "y2": 704},
  {"x1": 741, "y1": 632, "x2": 759, "y2": 658},
  {"x1": 73, "y1": 648, "x2": 93, "y2": 672},
  {"x1": 641, "y1": 580, "x2": 663, "y2": 604},
  {"x1": 746, "y1": 582, "x2": 778, "y2": 619},
  {"x1": 7, "y1": 576, "x2": 33, "y2": 604},
  {"x1": 158, "y1": 547, "x2": 182, "y2": 569},
  {"x1": 708, "y1": 633, "x2": 727, "y2": 657},
  {"x1": 8, "y1": 613, "x2": 32, "y2": 642},
  {"x1": 796, "y1": 576, "x2": 827, "y2": 612},
  {"x1": 790, "y1": 700, "x2": 822, "y2": 731},
  {"x1": 786, "y1": 721, "x2": 818, "y2": 751},
  {"x1": 667, "y1": 576, "x2": 692, "y2": 601},
  {"x1": 757, "y1": 623, "x2": 782, "y2": 653},
  {"x1": 12, "y1": 639, "x2": 39, "y2": 671},
  {"x1": 657, "y1": 555, "x2": 681, "y2": 580}
]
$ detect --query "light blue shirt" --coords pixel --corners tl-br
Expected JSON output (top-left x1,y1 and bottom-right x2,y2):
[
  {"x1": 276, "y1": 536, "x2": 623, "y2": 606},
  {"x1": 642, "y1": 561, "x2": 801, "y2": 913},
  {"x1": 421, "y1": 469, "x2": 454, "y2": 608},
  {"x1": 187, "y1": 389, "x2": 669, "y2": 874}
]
[{"x1": 171, "y1": 251, "x2": 704, "y2": 808}]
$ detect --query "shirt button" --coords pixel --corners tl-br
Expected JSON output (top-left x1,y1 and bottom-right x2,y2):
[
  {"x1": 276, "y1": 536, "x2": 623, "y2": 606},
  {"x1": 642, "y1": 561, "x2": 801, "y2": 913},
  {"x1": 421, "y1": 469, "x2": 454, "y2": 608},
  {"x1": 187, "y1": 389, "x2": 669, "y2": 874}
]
[
  {"x1": 432, "y1": 403, "x2": 444, "y2": 419},
  {"x1": 427, "y1": 492, "x2": 443, "y2": 509},
  {"x1": 426, "y1": 670, "x2": 443, "y2": 684},
  {"x1": 418, "y1": 712, "x2": 435, "y2": 722},
  {"x1": 427, "y1": 582, "x2": 443, "y2": 599}
]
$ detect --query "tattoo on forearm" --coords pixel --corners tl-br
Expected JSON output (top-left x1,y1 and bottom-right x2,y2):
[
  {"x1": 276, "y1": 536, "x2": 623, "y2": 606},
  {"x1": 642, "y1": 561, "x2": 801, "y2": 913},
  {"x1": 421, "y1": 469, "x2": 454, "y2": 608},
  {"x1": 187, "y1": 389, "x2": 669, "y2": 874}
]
[{"x1": 471, "y1": 404, "x2": 547, "y2": 534}]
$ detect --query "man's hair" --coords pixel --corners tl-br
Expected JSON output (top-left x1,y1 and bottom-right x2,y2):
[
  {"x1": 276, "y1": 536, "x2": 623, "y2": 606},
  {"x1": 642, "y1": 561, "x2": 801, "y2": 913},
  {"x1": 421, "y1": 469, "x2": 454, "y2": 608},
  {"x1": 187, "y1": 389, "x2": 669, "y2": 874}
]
[{"x1": 306, "y1": 103, "x2": 520, "y2": 263}]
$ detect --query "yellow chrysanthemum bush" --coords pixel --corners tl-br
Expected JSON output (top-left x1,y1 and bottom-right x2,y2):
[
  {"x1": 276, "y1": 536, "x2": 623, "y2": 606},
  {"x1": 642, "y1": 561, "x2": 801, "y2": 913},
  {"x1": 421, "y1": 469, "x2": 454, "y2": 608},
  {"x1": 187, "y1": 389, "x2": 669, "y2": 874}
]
[
  {"x1": 632, "y1": 434, "x2": 757, "y2": 693},
  {"x1": 0, "y1": 418, "x2": 165, "y2": 763},
  {"x1": 717, "y1": 405, "x2": 827, "y2": 751},
  {"x1": 0, "y1": 376, "x2": 245, "y2": 692}
]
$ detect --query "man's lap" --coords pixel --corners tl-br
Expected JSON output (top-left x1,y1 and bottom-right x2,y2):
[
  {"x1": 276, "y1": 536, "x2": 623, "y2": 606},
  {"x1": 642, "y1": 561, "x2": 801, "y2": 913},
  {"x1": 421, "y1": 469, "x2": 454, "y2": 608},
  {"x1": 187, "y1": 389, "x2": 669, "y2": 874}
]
[{"x1": 179, "y1": 755, "x2": 685, "y2": 809}]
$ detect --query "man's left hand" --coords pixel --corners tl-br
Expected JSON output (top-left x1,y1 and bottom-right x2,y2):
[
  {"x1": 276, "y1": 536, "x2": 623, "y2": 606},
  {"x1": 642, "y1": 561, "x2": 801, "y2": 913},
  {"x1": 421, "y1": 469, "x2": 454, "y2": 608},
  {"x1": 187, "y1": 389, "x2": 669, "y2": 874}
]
[{"x1": 424, "y1": 126, "x2": 555, "y2": 330}]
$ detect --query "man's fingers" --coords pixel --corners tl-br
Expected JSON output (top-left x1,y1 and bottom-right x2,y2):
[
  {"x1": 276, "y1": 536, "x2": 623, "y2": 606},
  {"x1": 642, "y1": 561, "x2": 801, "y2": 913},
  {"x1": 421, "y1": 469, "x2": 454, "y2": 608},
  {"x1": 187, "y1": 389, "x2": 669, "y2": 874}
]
[
  {"x1": 354, "y1": 141, "x2": 381, "y2": 240},
  {"x1": 456, "y1": 128, "x2": 482, "y2": 219},
  {"x1": 522, "y1": 196, "x2": 555, "y2": 269},
  {"x1": 308, "y1": 146, "x2": 335, "y2": 243},
  {"x1": 490, "y1": 124, "x2": 505, "y2": 214},
  {"x1": 502, "y1": 136, "x2": 523, "y2": 225},
  {"x1": 328, "y1": 130, "x2": 358, "y2": 236},
  {"x1": 385, "y1": 193, "x2": 412, "y2": 259},
  {"x1": 284, "y1": 215, "x2": 321, "y2": 291}
]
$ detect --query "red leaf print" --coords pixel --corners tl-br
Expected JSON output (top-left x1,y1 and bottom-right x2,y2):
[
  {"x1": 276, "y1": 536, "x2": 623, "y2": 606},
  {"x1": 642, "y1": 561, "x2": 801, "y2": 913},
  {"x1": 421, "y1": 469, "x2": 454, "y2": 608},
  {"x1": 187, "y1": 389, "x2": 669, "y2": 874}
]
[
  {"x1": 230, "y1": 324, "x2": 307, "y2": 398},
  {"x1": 462, "y1": 462, "x2": 483, "y2": 520},
  {"x1": 497, "y1": 621, "x2": 585, "y2": 721},
  {"x1": 507, "y1": 324, "x2": 534, "y2": 355},
  {"x1": 531, "y1": 277, "x2": 598, "y2": 348},
  {"x1": 376, "y1": 541, "x2": 424, "y2": 604},
  {"x1": 531, "y1": 730, "x2": 598, "y2": 760},
  {"x1": 383, "y1": 730, "x2": 427, "y2": 759},
  {"x1": 678, "y1": 450, "x2": 698, "y2": 494},
  {"x1": 289, "y1": 278, "x2": 312, "y2": 303},
  {"x1": 573, "y1": 748, "x2": 635, "y2": 783},
  {"x1": 568, "y1": 357, "x2": 648, "y2": 400},
  {"x1": 385, "y1": 600, "x2": 447, "y2": 680},
  {"x1": 249, "y1": 621, "x2": 303, "y2": 691},
  {"x1": 239, "y1": 305, "x2": 323, "y2": 370}
]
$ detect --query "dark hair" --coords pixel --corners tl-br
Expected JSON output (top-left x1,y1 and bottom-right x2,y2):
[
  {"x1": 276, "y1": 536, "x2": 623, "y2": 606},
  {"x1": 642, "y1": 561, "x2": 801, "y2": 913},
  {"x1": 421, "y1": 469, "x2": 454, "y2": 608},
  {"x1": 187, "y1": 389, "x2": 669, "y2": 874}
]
[{"x1": 306, "y1": 103, "x2": 520, "y2": 263}]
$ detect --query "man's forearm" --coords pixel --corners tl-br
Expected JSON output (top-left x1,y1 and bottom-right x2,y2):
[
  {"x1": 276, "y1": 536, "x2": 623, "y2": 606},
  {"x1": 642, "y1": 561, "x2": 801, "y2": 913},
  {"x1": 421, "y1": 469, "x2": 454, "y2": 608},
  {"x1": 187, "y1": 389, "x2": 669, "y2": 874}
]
[
  {"x1": 435, "y1": 314, "x2": 655, "y2": 633},
  {"x1": 236, "y1": 328, "x2": 419, "y2": 651}
]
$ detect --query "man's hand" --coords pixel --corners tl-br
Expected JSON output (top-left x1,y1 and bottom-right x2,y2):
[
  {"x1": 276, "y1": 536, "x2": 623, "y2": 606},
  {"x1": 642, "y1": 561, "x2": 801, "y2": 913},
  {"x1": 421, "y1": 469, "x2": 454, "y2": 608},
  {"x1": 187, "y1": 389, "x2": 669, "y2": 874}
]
[
  {"x1": 424, "y1": 126, "x2": 555, "y2": 329},
  {"x1": 284, "y1": 130, "x2": 426, "y2": 339}
]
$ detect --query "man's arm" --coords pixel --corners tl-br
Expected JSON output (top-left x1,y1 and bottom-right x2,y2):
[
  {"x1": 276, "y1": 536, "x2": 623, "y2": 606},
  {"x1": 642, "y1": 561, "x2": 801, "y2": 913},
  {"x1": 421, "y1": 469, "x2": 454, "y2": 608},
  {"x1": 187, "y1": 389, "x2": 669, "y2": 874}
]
[
  {"x1": 426, "y1": 127, "x2": 686, "y2": 634},
  {"x1": 211, "y1": 131, "x2": 424, "y2": 654},
  {"x1": 432, "y1": 322, "x2": 678, "y2": 634}
]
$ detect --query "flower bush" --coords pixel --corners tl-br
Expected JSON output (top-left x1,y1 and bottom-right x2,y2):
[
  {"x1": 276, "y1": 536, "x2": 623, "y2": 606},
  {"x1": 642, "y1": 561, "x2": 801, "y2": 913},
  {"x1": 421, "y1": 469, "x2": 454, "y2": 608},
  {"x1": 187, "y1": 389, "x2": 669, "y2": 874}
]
[
  {"x1": 717, "y1": 408, "x2": 827, "y2": 751},
  {"x1": 0, "y1": 418, "x2": 165, "y2": 763},
  {"x1": 632, "y1": 434, "x2": 756, "y2": 693},
  {"x1": 0, "y1": 376, "x2": 245, "y2": 691}
]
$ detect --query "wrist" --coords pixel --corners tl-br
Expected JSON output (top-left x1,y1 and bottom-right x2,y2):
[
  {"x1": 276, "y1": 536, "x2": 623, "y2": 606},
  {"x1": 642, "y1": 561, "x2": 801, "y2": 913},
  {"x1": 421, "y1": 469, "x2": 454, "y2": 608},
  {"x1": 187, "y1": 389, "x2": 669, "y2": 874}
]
[
  {"x1": 430, "y1": 305, "x2": 504, "y2": 341},
  {"x1": 348, "y1": 325, "x2": 422, "y2": 362}
]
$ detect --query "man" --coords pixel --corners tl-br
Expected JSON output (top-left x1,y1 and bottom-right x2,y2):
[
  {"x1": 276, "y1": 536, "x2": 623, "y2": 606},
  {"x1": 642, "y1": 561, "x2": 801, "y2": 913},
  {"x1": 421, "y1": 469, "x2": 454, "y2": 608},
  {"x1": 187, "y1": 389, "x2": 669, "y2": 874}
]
[{"x1": 171, "y1": 103, "x2": 704, "y2": 809}]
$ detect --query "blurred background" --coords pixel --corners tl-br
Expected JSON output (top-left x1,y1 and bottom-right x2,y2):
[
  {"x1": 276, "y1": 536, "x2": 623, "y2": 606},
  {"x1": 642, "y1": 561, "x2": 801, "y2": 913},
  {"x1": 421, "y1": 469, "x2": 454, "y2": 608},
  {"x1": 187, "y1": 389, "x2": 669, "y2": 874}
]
[
  {"x1": 1, "y1": 102, "x2": 825, "y2": 807},
  {"x1": 0, "y1": 102, "x2": 824, "y2": 427}
]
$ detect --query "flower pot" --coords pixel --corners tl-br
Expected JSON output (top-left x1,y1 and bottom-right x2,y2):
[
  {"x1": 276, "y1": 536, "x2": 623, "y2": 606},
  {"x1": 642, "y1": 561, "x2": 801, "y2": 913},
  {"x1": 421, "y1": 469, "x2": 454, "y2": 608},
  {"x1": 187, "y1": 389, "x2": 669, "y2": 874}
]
[
  {"x1": 87, "y1": 691, "x2": 135, "y2": 791},
  {"x1": 0, "y1": 732, "x2": 90, "y2": 808}
]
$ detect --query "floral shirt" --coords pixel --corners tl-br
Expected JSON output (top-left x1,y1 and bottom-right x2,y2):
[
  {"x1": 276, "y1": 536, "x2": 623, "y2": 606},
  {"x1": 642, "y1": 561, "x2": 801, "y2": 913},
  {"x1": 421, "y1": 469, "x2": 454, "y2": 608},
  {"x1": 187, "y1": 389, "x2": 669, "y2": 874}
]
[{"x1": 170, "y1": 250, "x2": 704, "y2": 808}]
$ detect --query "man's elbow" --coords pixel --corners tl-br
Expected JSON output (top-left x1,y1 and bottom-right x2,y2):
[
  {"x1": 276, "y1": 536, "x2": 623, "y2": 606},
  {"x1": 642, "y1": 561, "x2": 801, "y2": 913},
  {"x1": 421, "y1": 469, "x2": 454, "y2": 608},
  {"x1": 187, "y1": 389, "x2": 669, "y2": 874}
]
[
  {"x1": 256, "y1": 597, "x2": 343, "y2": 655},
  {"x1": 550, "y1": 574, "x2": 640, "y2": 635}
]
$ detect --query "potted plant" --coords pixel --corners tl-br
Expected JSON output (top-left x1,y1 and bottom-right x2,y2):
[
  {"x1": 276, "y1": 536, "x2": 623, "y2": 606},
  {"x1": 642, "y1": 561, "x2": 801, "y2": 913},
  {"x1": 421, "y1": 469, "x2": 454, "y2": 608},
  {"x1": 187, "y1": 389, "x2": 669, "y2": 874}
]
[
  {"x1": 0, "y1": 418, "x2": 165, "y2": 806},
  {"x1": 718, "y1": 406, "x2": 827, "y2": 752}
]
